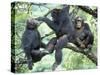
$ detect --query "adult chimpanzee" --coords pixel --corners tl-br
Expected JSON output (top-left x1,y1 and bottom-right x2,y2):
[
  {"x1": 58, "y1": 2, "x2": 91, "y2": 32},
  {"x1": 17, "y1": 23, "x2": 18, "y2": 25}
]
[
  {"x1": 37, "y1": 5, "x2": 76, "y2": 70},
  {"x1": 21, "y1": 18, "x2": 49, "y2": 70},
  {"x1": 73, "y1": 16, "x2": 94, "y2": 50}
]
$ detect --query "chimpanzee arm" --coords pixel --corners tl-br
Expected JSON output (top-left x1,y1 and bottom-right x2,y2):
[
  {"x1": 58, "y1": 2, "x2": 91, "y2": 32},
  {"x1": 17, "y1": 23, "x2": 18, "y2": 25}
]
[
  {"x1": 58, "y1": 5, "x2": 70, "y2": 32},
  {"x1": 22, "y1": 31, "x2": 34, "y2": 50},
  {"x1": 84, "y1": 30, "x2": 94, "y2": 45},
  {"x1": 37, "y1": 17, "x2": 59, "y2": 32}
]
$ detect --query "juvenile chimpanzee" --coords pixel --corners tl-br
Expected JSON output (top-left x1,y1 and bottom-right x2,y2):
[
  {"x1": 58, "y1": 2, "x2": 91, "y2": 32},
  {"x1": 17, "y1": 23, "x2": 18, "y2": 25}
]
[
  {"x1": 21, "y1": 18, "x2": 49, "y2": 70},
  {"x1": 37, "y1": 5, "x2": 76, "y2": 70},
  {"x1": 73, "y1": 16, "x2": 94, "y2": 50}
]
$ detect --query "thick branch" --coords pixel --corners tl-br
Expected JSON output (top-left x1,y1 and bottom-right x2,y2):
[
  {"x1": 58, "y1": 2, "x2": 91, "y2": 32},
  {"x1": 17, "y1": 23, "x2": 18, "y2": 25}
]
[
  {"x1": 66, "y1": 43, "x2": 97, "y2": 65},
  {"x1": 78, "y1": 6, "x2": 97, "y2": 18}
]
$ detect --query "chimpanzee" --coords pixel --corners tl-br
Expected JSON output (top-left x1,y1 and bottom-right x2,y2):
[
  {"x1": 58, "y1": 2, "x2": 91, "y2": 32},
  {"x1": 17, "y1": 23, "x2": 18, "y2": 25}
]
[
  {"x1": 73, "y1": 16, "x2": 94, "y2": 50},
  {"x1": 21, "y1": 18, "x2": 49, "y2": 70},
  {"x1": 37, "y1": 5, "x2": 76, "y2": 70}
]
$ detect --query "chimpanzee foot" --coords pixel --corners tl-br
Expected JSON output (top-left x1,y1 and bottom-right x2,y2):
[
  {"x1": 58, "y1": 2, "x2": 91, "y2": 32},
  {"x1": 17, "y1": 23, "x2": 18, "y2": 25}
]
[{"x1": 27, "y1": 59, "x2": 33, "y2": 70}]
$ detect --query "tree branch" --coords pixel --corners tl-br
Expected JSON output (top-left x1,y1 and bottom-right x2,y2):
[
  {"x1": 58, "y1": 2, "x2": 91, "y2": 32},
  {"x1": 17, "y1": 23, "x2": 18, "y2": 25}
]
[
  {"x1": 66, "y1": 43, "x2": 97, "y2": 65},
  {"x1": 41, "y1": 31, "x2": 54, "y2": 39},
  {"x1": 78, "y1": 6, "x2": 97, "y2": 18}
]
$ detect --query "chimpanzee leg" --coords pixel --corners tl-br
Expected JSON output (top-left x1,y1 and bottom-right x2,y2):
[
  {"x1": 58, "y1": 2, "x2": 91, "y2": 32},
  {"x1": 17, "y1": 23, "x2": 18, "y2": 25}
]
[
  {"x1": 52, "y1": 35, "x2": 68, "y2": 71},
  {"x1": 24, "y1": 48, "x2": 33, "y2": 70},
  {"x1": 31, "y1": 49, "x2": 49, "y2": 58},
  {"x1": 46, "y1": 37, "x2": 57, "y2": 54}
]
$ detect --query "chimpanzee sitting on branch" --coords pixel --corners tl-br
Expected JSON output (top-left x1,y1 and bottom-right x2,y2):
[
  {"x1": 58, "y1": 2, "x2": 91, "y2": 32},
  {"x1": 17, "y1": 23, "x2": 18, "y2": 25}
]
[
  {"x1": 21, "y1": 18, "x2": 49, "y2": 70},
  {"x1": 37, "y1": 5, "x2": 76, "y2": 70},
  {"x1": 73, "y1": 16, "x2": 94, "y2": 50}
]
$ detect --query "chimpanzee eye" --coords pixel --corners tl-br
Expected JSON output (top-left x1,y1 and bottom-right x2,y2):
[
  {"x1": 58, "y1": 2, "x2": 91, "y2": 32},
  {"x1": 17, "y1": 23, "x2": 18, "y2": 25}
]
[{"x1": 77, "y1": 20, "x2": 82, "y2": 22}]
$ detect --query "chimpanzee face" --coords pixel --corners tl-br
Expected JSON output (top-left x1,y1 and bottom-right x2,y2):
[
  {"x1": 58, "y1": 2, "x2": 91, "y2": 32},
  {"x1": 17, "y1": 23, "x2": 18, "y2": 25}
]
[
  {"x1": 27, "y1": 18, "x2": 40, "y2": 29},
  {"x1": 75, "y1": 17, "x2": 83, "y2": 29}
]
